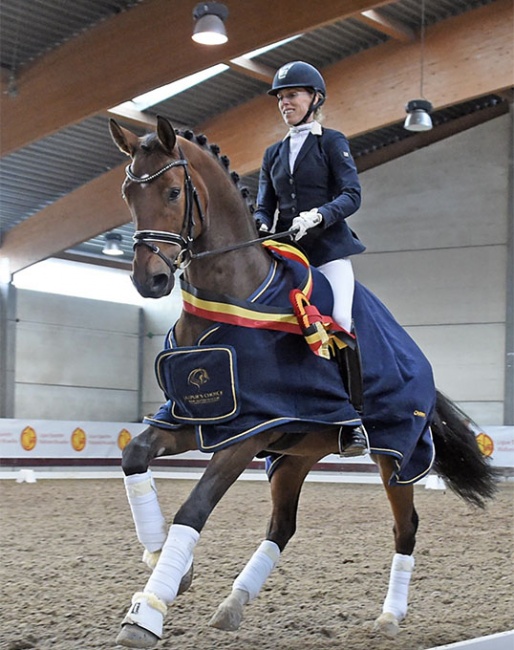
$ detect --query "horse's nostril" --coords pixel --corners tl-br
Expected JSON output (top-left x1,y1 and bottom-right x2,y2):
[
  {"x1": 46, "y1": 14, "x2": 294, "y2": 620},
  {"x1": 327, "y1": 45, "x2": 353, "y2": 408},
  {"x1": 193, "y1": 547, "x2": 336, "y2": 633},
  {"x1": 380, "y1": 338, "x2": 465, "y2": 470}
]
[{"x1": 153, "y1": 274, "x2": 170, "y2": 291}]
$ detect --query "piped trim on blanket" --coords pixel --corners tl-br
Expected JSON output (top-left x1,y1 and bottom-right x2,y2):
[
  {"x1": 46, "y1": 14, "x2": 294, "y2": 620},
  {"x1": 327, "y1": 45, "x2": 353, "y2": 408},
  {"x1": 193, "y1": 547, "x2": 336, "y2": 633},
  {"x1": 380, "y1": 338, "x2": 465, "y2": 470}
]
[
  {"x1": 181, "y1": 240, "x2": 355, "y2": 359},
  {"x1": 155, "y1": 345, "x2": 240, "y2": 424}
]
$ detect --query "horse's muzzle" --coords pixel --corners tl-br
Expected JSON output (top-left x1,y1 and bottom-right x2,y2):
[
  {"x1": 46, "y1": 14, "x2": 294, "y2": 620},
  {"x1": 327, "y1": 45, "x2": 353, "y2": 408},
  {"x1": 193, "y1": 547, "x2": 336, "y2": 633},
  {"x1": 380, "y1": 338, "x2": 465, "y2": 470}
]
[
  {"x1": 131, "y1": 246, "x2": 177, "y2": 298},
  {"x1": 131, "y1": 270, "x2": 175, "y2": 298}
]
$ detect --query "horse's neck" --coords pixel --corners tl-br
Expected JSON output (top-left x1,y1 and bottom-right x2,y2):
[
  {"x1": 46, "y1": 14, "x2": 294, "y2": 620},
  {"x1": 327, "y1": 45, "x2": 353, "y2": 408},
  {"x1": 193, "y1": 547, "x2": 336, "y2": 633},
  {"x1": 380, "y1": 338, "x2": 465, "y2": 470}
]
[
  {"x1": 176, "y1": 157, "x2": 272, "y2": 345},
  {"x1": 184, "y1": 156, "x2": 271, "y2": 297},
  {"x1": 185, "y1": 246, "x2": 269, "y2": 293}
]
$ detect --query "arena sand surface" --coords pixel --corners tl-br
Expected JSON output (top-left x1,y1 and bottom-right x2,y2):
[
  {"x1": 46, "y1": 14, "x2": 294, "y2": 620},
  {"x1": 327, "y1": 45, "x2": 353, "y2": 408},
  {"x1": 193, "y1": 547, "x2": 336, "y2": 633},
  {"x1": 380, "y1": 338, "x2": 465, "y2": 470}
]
[{"x1": 0, "y1": 478, "x2": 512, "y2": 650}]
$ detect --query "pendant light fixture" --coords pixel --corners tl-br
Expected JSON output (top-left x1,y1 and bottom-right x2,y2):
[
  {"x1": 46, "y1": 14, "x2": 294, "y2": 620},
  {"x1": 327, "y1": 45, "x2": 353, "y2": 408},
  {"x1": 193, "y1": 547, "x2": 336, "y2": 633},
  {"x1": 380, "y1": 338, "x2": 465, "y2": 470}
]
[
  {"x1": 192, "y1": 2, "x2": 229, "y2": 45},
  {"x1": 404, "y1": 0, "x2": 433, "y2": 132},
  {"x1": 102, "y1": 232, "x2": 124, "y2": 256}
]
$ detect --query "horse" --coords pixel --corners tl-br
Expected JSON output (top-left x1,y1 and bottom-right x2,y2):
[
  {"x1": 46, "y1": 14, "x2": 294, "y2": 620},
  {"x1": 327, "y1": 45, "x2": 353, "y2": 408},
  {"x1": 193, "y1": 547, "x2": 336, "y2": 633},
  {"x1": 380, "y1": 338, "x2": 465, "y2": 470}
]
[{"x1": 108, "y1": 116, "x2": 497, "y2": 649}]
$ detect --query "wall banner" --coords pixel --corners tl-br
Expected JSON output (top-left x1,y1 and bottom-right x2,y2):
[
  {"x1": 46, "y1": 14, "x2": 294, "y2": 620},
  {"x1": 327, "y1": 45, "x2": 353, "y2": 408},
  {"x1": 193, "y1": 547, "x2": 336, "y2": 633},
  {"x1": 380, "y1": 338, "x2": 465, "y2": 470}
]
[{"x1": 0, "y1": 420, "x2": 513, "y2": 469}]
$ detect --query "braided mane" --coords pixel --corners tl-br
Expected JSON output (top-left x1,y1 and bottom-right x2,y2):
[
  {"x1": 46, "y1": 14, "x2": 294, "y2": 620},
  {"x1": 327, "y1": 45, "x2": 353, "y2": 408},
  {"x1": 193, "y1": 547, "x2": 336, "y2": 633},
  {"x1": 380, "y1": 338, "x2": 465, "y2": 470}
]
[{"x1": 175, "y1": 128, "x2": 255, "y2": 214}]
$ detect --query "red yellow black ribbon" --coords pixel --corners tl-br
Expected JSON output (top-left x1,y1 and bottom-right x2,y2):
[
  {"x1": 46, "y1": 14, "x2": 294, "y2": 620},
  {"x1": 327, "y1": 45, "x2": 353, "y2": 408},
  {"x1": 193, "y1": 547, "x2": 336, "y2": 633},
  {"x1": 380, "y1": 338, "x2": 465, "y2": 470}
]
[{"x1": 181, "y1": 240, "x2": 354, "y2": 359}]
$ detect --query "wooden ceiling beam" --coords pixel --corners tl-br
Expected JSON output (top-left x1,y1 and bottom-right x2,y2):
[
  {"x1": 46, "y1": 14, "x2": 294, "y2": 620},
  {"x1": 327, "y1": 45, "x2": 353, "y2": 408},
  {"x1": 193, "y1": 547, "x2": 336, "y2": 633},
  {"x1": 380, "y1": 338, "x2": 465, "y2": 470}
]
[
  {"x1": 2, "y1": 0, "x2": 512, "y2": 275},
  {"x1": 199, "y1": 0, "x2": 514, "y2": 175},
  {"x1": 105, "y1": 106, "x2": 157, "y2": 131},
  {"x1": 226, "y1": 57, "x2": 275, "y2": 83},
  {"x1": 1, "y1": 167, "x2": 129, "y2": 276},
  {"x1": 0, "y1": 0, "x2": 391, "y2": 156},
  {"x1": 355, "y1": 101, "x2": 509, "y2": 173},
  {"x1": 356, "y1": 9, "x2": 415, "y2": 42}
]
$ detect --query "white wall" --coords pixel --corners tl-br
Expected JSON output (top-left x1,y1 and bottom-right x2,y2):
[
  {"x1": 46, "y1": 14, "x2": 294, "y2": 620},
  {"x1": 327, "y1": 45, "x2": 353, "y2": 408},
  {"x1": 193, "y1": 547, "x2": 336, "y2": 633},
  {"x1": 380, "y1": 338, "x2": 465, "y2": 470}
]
[
  {"x1": 139, "y1": 289, "x2": 182, "y2": 417},
  {"x1": 15, "y1": 290, "x2": 142, "y2": 421},
  {"x1": 353, "y1": 115, "x2": 511, "y2": 424}
]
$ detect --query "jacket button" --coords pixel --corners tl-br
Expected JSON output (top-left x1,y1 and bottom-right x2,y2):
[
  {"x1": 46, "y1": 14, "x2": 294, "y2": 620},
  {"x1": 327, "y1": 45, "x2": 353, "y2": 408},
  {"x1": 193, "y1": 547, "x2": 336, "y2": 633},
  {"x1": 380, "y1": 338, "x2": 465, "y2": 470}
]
[{"x1": 291, "y1": 193, "x2": 296, "y2": 198}]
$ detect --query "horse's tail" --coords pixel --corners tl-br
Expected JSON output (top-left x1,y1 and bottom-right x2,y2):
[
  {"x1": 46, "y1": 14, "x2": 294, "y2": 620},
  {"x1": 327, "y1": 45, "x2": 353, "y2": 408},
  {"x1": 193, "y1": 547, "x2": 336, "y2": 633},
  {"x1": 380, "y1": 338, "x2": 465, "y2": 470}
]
[{"x1": 431, "y1": 390, "x2": 499, "y2": 508}]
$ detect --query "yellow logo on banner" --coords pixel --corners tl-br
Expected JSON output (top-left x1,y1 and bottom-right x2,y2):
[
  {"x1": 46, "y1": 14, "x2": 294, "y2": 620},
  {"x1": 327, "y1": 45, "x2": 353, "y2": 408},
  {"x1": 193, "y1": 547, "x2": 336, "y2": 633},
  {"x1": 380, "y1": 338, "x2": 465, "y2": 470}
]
[
  {"x1": 71, "y1": 427, "x2": 86, "y2": 452},
  {"x1": 20, "y1": 426, "x2": 37, "y2": 451},
  {"x1": 118, "y1": 429, "x2": 132, "y2": 450},
  {"x1": 476, "y1": 432, "x2": 494, "y2": 457}
]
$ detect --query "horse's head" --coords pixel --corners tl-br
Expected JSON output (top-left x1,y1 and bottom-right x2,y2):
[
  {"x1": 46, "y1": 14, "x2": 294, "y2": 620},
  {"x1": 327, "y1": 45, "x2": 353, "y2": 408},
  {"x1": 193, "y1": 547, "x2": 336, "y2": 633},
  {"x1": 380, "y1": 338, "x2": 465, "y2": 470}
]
[{"x1": 109, "y1": 116, "x2": 208, "y2": 298}]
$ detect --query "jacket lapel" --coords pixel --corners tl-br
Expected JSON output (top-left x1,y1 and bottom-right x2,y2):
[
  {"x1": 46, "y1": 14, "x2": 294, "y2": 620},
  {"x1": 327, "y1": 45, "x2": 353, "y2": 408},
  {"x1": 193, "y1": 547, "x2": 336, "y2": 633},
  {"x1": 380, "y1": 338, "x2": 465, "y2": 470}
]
[{"x1": 278, "y1": 139, "x2": 290, "y2": 174}]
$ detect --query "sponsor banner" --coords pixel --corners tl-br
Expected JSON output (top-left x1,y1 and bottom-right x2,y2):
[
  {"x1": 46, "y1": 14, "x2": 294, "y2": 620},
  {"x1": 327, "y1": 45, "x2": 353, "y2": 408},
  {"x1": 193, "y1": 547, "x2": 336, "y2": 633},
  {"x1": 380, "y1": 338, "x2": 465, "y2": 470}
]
[
  {"x1": 0, "y1": 420, "x2": 145, "y2": 459},
  {"x1": 0, "y1": 420, "x2": 512, "y2": 468}
]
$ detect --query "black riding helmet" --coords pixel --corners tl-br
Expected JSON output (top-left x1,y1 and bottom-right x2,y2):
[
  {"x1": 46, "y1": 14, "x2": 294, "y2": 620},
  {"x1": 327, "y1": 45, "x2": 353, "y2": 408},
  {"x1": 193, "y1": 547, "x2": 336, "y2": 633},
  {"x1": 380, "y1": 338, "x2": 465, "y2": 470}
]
[{"x1": 268, "y1": 61, "x2": 326, "y2": 125}]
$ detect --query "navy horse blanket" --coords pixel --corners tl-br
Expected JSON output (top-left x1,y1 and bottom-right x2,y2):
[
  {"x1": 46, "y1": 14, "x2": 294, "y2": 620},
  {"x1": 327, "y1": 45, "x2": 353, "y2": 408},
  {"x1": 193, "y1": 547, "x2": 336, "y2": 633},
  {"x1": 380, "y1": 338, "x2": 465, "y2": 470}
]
[{"x1": 145, "y1": 244, "x2": 436, "y2": 485}]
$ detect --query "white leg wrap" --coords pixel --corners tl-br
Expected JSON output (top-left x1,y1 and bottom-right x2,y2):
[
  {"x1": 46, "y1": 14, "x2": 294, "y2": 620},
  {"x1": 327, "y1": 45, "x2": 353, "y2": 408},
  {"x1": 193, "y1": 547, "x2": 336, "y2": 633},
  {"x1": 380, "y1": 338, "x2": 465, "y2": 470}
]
[
  {"x1": 124, "y1": 471, "x2": 167, "y2": 553},
  {"x1": 233, "y1": 540, "x2": 281, "y2": 602},
  {"x1": 144, "y1": 524, "x2": 199, "y2": 604},
  {"x1": 382, "y1": 553, "x2": 415, "y2": 621}
]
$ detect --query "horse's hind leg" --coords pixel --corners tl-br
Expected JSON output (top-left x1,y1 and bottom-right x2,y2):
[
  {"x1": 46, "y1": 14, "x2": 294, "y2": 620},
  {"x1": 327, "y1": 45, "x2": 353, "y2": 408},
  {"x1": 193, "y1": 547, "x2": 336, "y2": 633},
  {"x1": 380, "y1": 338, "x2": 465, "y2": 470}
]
[
  {"x1": 209, "y1": 454, "x2": 317, "y2": 631},
  {"x1": 373, "y1": 454, "x2": 418, "y2": 638}
]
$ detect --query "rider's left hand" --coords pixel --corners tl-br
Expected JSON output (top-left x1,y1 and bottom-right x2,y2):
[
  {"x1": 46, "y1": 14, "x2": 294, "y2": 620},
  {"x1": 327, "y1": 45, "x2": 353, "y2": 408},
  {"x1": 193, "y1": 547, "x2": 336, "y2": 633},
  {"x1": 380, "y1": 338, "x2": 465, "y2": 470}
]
[{"x1": 290, "y1": 209, "x2": 323, "y2": 241}]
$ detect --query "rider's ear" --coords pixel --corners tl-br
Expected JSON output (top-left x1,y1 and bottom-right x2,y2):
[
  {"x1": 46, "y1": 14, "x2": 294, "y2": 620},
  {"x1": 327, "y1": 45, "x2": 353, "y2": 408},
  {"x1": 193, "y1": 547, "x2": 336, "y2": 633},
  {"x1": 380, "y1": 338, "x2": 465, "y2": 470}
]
[
  {"x1": 109, "y1": 119, "x2": 139, "y2": 157},
  {"x1": 156, "y1": 116, "x2": 177, "y2": 155}
]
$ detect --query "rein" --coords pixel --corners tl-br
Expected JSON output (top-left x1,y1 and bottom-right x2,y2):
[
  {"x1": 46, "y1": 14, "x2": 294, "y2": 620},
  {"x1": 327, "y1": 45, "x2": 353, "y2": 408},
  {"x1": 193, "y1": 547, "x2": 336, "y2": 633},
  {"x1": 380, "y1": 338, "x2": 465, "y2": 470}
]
[{"x1": 126, "y1": 148, "x2": 293, "y2": 270}]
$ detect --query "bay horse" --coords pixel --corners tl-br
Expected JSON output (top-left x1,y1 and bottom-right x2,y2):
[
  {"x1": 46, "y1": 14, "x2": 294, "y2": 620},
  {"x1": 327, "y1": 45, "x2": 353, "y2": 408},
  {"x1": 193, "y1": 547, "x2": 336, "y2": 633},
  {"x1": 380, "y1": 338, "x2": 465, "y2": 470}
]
[{"x1": 108, "y1": 116, "x2": 497, "y2": 649}]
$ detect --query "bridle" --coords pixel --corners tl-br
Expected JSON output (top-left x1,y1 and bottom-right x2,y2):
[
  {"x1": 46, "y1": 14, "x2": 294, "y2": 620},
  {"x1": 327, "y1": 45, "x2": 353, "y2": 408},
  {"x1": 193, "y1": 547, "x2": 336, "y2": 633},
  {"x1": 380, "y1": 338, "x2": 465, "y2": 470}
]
[
  {"x1": 126, "y1": 146, "x2": 205, "y2": 271},
  {"x1": 126, "y1": 146, "x2": 293, "y2": 273}
]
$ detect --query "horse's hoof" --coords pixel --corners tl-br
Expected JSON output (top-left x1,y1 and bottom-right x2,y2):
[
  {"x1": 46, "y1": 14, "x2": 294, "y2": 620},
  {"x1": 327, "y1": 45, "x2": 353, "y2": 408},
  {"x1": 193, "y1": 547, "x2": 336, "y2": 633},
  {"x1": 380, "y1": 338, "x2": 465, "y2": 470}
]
[
  {"x1": 373, "y1": 612, "x2": 400, "y2": 638},
  {"x1": 208, "y1": 593, "x2": 245, "y2": 631},
  {"x1": 178, "y1": 562, "x2": 194, "y2": 596},
  {"x1": 116, "y1": 623, "x2": 160, "y2": 648}
]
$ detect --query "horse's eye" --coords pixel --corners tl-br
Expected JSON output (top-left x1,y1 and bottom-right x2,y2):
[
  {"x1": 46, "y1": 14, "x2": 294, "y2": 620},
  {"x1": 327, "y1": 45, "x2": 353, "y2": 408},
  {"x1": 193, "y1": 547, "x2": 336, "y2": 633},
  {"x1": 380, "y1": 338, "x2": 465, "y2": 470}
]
[{"x1": 168, "y1": 187, "x2": 181, "y2": 201}]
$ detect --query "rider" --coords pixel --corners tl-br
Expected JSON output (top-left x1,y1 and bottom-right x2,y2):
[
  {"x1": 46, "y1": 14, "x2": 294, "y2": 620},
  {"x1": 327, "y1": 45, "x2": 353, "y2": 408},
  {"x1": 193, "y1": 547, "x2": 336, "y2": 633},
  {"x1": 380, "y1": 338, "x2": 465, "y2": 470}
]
[{"x1": 254, "y1": 61, "x2": 367, "y2": 456}]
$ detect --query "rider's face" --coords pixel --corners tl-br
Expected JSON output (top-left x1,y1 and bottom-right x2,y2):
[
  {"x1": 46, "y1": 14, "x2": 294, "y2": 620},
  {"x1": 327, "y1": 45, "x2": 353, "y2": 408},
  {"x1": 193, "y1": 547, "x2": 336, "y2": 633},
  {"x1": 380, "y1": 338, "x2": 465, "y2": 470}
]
[{"x1": 277, "y1": 87, "x2": 315, "y2": 126}]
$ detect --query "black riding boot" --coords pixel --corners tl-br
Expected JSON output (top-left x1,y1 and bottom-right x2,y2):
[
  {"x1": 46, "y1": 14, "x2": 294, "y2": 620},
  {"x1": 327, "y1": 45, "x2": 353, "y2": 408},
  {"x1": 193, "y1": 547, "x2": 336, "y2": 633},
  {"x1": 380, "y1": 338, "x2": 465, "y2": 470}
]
[{"x1": 339, "y1": 425, "x2": 368, "y2": 457}]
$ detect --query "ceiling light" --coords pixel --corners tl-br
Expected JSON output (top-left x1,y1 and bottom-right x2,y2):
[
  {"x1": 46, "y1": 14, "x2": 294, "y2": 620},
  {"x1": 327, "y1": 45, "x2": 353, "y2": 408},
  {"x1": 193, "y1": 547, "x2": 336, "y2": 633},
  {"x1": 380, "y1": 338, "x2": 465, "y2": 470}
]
[
  {"x1": 404, "y1": 0, "x2": 433, "y2": 132},
  {"x1": 192, "y1": 2, "x2": 229, "y2": 45},
  {"x1": 404, "y1": 98, "x2": 433, "y2": 131},
  {"x1": 102, "y1": 233, "x2": 124, "y2": 256}
]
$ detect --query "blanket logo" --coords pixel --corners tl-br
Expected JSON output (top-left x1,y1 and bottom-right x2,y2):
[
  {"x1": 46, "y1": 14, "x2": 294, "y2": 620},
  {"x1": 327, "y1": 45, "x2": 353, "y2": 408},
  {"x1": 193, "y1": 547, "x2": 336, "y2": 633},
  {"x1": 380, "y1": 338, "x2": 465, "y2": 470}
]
[
  {"x1": 155, "y1": 345, "x2": 240, "y2": 423},
  {"x1": 185, "y1": 367, "x2": 224, "y2": 407},
  {"x1": 188, "y1": 368, "x2": 210, "y2": 389}
]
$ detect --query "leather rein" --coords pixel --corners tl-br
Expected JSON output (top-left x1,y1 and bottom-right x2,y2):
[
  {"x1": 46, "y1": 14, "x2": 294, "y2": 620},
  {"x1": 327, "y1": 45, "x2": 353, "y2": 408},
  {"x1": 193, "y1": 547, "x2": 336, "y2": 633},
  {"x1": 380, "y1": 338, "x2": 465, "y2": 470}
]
[{"x1": 126, "y1": 147, "x2": 292, "y2": 273}]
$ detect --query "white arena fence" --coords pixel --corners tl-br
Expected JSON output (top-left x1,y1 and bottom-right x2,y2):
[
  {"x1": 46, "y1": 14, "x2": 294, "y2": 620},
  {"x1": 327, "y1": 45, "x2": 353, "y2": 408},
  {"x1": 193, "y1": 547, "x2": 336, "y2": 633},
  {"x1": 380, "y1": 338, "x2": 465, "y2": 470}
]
[{"x1": 0, "y1": 419, "x2": 512, "y2": 480}]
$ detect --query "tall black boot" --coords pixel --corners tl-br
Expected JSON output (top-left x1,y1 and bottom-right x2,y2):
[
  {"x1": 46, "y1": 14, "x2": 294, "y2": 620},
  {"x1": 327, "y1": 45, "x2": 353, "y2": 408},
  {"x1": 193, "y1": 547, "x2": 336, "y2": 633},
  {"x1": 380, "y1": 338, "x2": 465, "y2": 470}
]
[{"x1": 339, "y1": 425, "x2": 368, "y2": 457}]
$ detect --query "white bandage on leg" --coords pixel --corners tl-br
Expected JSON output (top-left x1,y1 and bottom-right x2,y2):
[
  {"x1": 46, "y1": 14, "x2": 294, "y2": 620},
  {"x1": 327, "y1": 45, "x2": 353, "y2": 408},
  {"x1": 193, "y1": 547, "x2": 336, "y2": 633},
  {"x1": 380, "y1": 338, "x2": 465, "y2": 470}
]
[
  {"x1": 124, "y1": 471, "x2": 167, "y2": 553},
  {"x1": 233, "y1": 540, "x2": 281, "y2": 602},
  {"x1": 144, "y1": 524, "x2": 200, "y2": 604},
  {"x1": 382, "y1": 553, "x2": 415, "y2": 621}
]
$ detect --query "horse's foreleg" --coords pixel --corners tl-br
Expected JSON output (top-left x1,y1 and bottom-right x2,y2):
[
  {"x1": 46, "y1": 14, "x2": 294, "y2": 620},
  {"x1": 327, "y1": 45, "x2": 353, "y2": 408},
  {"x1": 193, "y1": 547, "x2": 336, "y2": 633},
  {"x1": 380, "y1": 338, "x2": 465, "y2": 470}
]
[
  {"x1": 373, "y1": 454, "x2": 418, "y2": 638},
  {"x1": 209, "y1": 454, "x2": 316, "y2": 631},
  {"x1": 122, "y1": 426, "x2": 197, "y2": 576},
  {"x1": 117, "y1": 435, "x2": 266, "y2": 648}
]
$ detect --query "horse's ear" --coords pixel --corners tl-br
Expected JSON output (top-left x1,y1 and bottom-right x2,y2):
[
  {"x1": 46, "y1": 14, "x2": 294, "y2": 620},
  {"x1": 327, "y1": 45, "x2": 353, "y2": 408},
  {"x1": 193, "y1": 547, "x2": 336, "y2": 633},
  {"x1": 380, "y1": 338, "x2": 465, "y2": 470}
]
[
  {"x1": 109, "y1": 118, "x2": 139, "y2": 157},
  {"x1": 156, "y1": 116, "x2": 177, "y2": 155}
]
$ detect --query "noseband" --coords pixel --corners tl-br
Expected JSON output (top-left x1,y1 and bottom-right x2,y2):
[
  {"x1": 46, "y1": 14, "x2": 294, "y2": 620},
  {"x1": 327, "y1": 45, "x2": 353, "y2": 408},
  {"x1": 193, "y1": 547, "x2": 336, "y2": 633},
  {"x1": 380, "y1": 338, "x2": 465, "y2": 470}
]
[{"x1": 126, "y1": 146, "x2": 205, "y2": 271}]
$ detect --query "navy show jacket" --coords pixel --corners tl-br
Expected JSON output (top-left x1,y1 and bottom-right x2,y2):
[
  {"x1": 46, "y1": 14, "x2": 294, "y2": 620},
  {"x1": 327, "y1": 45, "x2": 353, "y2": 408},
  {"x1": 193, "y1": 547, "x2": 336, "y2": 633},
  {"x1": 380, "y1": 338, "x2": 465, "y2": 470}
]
[{"x1": 254, "y1": 126, "x2": 365, "y2": 267}]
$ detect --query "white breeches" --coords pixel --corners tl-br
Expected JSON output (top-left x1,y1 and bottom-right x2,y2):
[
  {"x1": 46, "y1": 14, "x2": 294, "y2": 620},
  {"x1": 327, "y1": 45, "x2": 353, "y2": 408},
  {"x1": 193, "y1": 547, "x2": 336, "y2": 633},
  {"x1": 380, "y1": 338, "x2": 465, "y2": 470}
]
[{"x1": 317, "y1": 257, "x2": 355, "y2": 333}]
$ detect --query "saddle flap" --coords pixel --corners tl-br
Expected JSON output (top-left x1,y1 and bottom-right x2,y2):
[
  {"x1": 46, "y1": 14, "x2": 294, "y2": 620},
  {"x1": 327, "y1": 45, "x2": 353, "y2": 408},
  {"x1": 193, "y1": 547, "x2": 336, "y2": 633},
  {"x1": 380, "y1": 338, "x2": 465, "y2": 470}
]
[{"x1": 155, "y1": 345, "x2": 240, "y2": 424}]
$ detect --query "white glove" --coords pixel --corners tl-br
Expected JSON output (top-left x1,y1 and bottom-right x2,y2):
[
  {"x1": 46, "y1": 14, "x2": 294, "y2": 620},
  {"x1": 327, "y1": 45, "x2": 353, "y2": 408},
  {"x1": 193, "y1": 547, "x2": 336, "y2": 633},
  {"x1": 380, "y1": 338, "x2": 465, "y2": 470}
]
[
  {"x1": 259, "y1": 223, "x2": 269, "y2": 232},
  {"x1": 290, "y1": 209, "x2": 323, "y2": 241}
]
